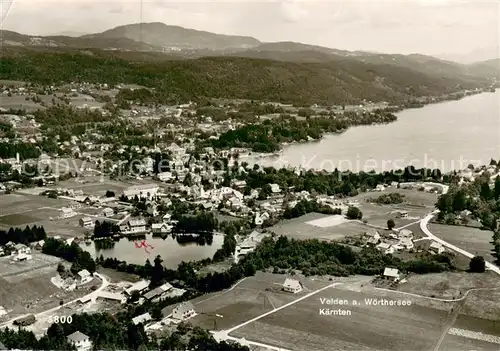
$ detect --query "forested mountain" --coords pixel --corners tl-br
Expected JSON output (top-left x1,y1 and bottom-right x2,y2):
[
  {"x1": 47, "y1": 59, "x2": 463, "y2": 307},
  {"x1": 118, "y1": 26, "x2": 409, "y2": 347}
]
[
  {"x1": 0, "y1": 48, "x2": 493, "y2": 105},
  {"x1": 82, "y1": 22, "x2": 261, "y2": 50},
  {"x1": 0, "y1": 30, "x2": 158, "y2": 51}
]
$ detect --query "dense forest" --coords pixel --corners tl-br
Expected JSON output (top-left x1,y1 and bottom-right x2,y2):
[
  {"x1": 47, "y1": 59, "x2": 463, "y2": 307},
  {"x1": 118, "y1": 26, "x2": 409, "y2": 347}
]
[{"x1": 0, "y1": 50, "x2": 489, "y2": 105}]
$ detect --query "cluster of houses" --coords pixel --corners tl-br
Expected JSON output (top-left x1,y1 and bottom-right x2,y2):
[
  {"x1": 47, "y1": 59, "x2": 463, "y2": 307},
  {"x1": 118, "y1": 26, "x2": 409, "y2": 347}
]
[
  {"x1": 87, "y1": 279, "x2": 186, "y2": 310},
  {"x1": 363, "y1": 228, "x2": 446, "y2": 256},
  {"x1": 55, "y1": 269, "x2": 93, "y2": 291},
  {"x1": 234, "y1": 230, "x2": 268, "y2": 263},
  {"x1": 0, "y1": 242, "x2": 32, "y2": 261}
]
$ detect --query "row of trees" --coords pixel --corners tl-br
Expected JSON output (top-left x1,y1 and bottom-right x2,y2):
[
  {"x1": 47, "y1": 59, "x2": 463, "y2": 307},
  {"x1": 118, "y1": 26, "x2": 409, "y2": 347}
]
[
  {"x1": 0, "y1": 225, "x2": 46, "y2": 246},
  {"x1": 0, "y1": 141, "x2": 41, "y2": 159},
  {"x1": 369, "y1": 193, "x2": 405, "y2": 204},
  {"x1": 42, "y1": 238, "x2": 96, "y2": 273},
  {"x1": 283, "y1": 200, "x2": 341, "y2": 219},
  {"x1": 93, "y1": 220, "x2": 120, "y2": 239}
]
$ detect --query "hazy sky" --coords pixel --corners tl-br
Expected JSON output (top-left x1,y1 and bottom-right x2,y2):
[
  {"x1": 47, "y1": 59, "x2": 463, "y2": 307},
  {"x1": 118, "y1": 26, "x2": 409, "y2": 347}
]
[{"x1": 1, "y1": 0, "x2": 499, "y2": 56}]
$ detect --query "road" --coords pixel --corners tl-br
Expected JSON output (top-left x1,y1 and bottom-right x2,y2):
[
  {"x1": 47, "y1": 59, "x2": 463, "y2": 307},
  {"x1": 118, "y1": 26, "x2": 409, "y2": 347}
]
[
  {"x1": 0, "y1": 272, "x2": 109, "y2": 329},
  {"x1": 212, "y1": 282, "x2": 341, "y2": 351},
  {"x1": 420, "y1": 212, "x2": 500, "y2": 275},
  {"x1": 213, "y1": 282, "x2": 341, "y2": 343}
]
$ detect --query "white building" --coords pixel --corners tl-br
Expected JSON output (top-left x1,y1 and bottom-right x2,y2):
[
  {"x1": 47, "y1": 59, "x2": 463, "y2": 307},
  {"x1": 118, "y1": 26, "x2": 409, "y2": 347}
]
[
  {"x1": 152, "y1": 223, "x2": 172, "y2": 234},
  {"x1": 12, "y1": 253, "x2": 32, "y2": 261},
  {"x1": 143, "y1": 282, "x2": 173, "y2": 301},
  {"x1": 254, "y1": 212, "x2": 270, "y2": 226},
  {"x1": 127, "y1": 219, "x2": 147, "y2": 233},
  {"x1": 125, "y1": 280, "x2": 150, "y2": 296},
  {"x1": 157, "y1": 171, "x2": 173, "y2": 182},
  {"x1": 95, "y1": 291, "x2": 127, "y2": 304},
  {"x1": 269, "y1": 183, "x2": 281, "y2": 194},
  {"x1": 14, "y1": 243, "x2": 31, "y2": 255},
  {"x1": 79, "y1": 217, "x2": 94, "y2": 229},
  {"x1": 376, "y1": 242, "x2": 395, "y2": 255},
  {"x1": 78, "y1": 269, "x2": 92, "y2": 284},
  {"x1": 283, "y1": 278, "x2": 303, "y2": 294},
  {"x1": 172, "y1": 301, "x2": 196, "y2": 321},
  {"x1": 123, "y1": 184, "x2": 159, "y2": 200},
  {"x1": 429, "y1": 241, "x2": 445, "y2": 254},
  {"x1": 67, "y1": 331, "x2": 92, "y2": 351},
  {"x1": 383, "y1": 267, "x2": 400, "y2": 282},
  {"x1": 61, "y1": 207, "x2": 76, "y2": 219},
  {"x1": 132, "y1": 312, "x2": 152, "y2": 326},
  {"x1": 101, "y1": 207, "x2": 114, "y2": 217},
  {"x1": 395, "y1": 210, "x2": 409, "y2": 219}
]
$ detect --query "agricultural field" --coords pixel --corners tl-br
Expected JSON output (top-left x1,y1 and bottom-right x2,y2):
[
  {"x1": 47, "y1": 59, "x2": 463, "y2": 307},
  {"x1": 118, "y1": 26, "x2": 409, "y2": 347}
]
[
  {"x1": 165, "y1": 272, "x2": 335, "y2": 331},
  {"x1": 0, "y1": 194, "x2": 71, "y2": 229},
  {"x1": 55, "y1": 177, "x2": 156, "y2": 197},
  {"x1": 0, "y1": 95, "x2": 46, "y2": 112},
  {"x1": 398, "y1": 271, "x2": 500, "y2": 300},
  {"x1": 354, "y1": 188, "x2": 438, "y2": 207},
  {"x1": 0, "y1": 193, "x2": 94, "y2": 237},
  {"x1": 230, "y1": 284, "x2": 450, "y2": 351},
  {"x1": 269, "y1": 213, "x2": 370, "y2": 241},
  {"x1": 352, "y1": 188, "x2": 437, "y2": 228},
  {"x1": 0, "y1": 253, "x2": 95, "y2": 320},
  {"x1": 223, "y1": 278, "x2": 500, "y2": 351},
  {"x1": 428, "y1": 223, "x2": 495, "y2": 262}
]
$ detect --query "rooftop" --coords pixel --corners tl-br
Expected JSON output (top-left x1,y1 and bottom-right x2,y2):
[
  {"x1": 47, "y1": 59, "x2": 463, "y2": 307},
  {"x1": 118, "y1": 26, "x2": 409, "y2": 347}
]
[{"x1": 67, "y1": 331, "x2": 89, "y2": 343}]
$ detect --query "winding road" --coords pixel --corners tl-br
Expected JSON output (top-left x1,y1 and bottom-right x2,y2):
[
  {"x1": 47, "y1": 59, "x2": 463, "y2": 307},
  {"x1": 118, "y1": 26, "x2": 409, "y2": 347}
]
[{"x1": 420, "y1": 212, "x2": 500, "y2": 275}]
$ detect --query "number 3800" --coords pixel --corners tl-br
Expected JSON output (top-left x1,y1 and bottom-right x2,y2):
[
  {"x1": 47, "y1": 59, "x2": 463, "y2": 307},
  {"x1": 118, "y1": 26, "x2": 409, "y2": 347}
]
[{"x1": 48, "y1": 315, "x2": 72, "y2": 324}]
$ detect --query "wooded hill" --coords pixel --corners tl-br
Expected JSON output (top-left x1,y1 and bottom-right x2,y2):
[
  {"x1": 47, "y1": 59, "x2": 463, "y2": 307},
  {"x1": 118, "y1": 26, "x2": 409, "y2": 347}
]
[{"x1": 0, "y1": 47, "x2": 494, "y2": 105}]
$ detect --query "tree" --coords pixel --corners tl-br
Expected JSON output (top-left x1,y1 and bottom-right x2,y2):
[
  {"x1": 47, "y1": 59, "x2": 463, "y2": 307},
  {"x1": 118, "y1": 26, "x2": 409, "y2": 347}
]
[
  {"x1": 151, "y1": 305, "x2": 163, "y2": 320},
  {"x1": 105, "y1": 190, "x2": 115, "y2": 197},
  {"x1": 480, "y1": 182, "x2": 493, "y2": 201},
  {"x1": 151, "y1": 255, "x2": 165, "y2": 287},
  {"x1": 494, "y1": 176, "x2": 500, "y2": 199},
  {"x1": 56, "y1": 263, "x2": 65, "y2": 275},
  {"x1": 451, "y1": 191, "x2": 467, "y2": 212},
  {"x1": 469, "y1": 256, "x2": 486, "y2": 273},
  {"x1": 346, "y1": 206, "x2": 362, "y2": 220},
  {"x1": 387, "y1": 219, "x2": 395, "y2": 230}
]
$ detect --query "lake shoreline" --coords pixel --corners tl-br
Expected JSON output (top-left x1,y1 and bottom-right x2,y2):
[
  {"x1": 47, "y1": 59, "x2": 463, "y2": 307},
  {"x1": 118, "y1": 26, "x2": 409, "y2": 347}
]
[{"x1": 247, "y1": 90, "x2": 500, "y2": 173}]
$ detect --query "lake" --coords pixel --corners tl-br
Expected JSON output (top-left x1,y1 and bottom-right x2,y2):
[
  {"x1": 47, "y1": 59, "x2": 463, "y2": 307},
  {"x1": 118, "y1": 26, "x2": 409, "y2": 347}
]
[
  {"x1": 248, "y1": 90, "x2": 500, "y2": 173},
  {"x1": 80, "y1": 234, "x2": 223, "y2": 268}
]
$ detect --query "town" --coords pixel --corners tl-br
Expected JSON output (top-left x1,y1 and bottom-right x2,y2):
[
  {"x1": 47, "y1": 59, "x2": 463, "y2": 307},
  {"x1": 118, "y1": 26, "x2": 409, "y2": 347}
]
[{"x1": 1, "y1": 78, "x2": 500, "y2": 351}]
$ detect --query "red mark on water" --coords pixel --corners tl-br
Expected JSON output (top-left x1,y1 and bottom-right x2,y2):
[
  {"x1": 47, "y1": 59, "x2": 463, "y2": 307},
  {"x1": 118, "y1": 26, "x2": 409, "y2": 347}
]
[{"x1": 134, "y1": 240, "x2": 154, "y2": 254}]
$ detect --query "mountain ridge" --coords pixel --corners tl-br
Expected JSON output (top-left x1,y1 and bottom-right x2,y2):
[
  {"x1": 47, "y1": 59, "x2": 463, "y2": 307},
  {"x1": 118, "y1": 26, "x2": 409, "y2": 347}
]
[
  {"x1": 1, "y1": 22, "x2": 498, "y2": 66},
  {"x1": 0, "y1": 23, "x2": 498, "y2": 87},
  {"x1": 82, "y1": 22, "x2": 261, "y2": 50}
]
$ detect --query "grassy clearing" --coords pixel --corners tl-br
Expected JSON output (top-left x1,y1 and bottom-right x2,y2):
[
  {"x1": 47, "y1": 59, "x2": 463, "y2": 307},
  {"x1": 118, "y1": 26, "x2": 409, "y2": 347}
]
[{"x1": 429, "y1": 223, "x2": 494, "y2": 262}]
